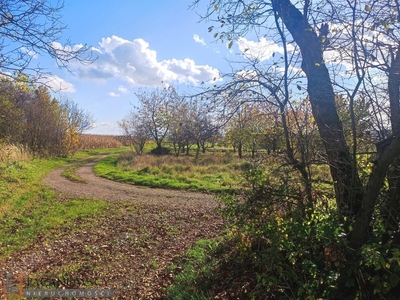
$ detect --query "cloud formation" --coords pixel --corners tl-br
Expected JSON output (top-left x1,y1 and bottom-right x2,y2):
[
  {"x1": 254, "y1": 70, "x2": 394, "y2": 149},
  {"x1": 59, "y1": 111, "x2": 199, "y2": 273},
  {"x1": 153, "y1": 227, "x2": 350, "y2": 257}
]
[
  {"x1": 193, "y1": 34, "x2": 206, "y2": 46},
  {"x1": 39, "y1": 75, "x2": 75, "y2": 93},
  {"x1": 118, "y1": 85, "x2": 128, "y2": 93},
  {"x1": 107, "y1": 92, "x2": 120, "y2": 97},
  {"x1": 75, "y1": 35, "x2": 219, "y2": 86}
]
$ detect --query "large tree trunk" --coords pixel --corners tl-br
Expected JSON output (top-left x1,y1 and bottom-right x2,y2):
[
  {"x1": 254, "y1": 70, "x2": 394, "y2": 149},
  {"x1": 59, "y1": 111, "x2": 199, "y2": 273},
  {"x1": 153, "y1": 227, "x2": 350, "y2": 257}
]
[
  {"x1": 272, "y1": 0, "x2": 400, "y2": 249},
  {"x1": 383, "y1": 45, "x2": 400, "y2": 243},
  {"x1": 272, "y1": 0, "x2": 363, "y2": 223}
]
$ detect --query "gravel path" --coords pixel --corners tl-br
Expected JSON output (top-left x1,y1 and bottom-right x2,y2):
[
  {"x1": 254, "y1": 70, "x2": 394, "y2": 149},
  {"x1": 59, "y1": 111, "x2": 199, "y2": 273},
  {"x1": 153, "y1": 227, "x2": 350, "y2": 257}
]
[{"x1": 43, "y1": 158, "x2": 216, "y2": 209}]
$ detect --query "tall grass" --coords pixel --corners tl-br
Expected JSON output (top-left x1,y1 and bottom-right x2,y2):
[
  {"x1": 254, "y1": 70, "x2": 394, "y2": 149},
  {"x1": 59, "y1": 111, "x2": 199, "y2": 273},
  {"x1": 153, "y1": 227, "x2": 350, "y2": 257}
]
[
  {"x1": 79, "y1": 134, "x2": 126, "y2": 150},
  {"x1": 0, "y1": 143, "x2": 31, "y2": 162},
  {"x1": 94, "y1": 151, "x2": 259, "y2": 193}
]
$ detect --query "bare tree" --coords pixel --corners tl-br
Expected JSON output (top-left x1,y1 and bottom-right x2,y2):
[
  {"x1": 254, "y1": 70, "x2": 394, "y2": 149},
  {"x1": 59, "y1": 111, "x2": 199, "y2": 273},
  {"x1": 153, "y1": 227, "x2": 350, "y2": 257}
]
[
  {"x1": 134, "y1": 86, "x2": 178, "y2": 154},
  {"x1": 195, "y1": 0, "x2": 400, "y2": 251},
  {"x1": 0, "y1": 0, "x2": 93, "y2": 84},
  {"x1": 118, "y1": 111, "x2": 149, "y2": 155}
]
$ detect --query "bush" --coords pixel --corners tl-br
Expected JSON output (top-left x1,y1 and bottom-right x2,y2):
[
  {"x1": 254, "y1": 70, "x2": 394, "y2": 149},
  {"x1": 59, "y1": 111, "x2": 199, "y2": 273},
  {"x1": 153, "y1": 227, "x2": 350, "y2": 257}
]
[
  {"x1": 168, "y1": 163, "x2": 400, "y2": 299},
  {"x1": 150, "y1": 146, "x2": 170, "y2": 155}
]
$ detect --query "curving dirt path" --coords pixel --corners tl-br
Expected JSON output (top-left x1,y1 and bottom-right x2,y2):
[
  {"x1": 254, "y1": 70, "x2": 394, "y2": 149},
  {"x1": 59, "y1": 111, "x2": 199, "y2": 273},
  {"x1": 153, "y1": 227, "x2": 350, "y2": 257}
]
[
  {"x1": 1, "y1": 157, "x2": 223, "y2": 299},
  {"x1": 43, "y1": 157, "x2": 216, "y2": 209}
]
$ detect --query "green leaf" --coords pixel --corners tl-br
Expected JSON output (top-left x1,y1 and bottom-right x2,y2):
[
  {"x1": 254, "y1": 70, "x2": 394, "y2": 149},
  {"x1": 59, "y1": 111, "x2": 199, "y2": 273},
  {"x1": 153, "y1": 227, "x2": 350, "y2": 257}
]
[{"x1": 390, "y1": 274, "x2": 399, "y2": 288}]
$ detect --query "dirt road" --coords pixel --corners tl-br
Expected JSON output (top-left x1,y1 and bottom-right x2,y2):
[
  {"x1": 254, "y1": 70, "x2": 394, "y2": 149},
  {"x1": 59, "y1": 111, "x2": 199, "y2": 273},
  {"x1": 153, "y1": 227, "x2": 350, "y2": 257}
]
[{"x1": 0, "y1": 157, "x2": 223, "y2": 299}]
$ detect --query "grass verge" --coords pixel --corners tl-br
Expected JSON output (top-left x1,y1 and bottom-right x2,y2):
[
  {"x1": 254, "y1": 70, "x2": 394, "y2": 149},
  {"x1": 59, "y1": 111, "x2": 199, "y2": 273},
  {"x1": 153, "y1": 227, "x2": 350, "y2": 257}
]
[
  {"x1": 166, "y1": 239, "x2": 220, "y2": 300},
  {"x1": 0, "y1": 153, "x2": 111, "y2": 259},
  {"x1": 61, "y1": 158, "x2": 94, "y2": 183}
]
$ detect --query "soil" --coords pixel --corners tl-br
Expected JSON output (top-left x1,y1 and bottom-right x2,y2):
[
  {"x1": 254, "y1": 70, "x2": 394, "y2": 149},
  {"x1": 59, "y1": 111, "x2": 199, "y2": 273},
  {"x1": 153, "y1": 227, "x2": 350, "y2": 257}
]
[{"x1": 0, "y1": 157, "x2": 223, "y2": 299}]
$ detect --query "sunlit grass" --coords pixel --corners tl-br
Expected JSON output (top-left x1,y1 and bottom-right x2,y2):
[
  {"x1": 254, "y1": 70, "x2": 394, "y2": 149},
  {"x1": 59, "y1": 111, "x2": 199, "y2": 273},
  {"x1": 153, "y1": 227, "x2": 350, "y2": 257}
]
[
  {"x1": 0, "y1": 152, "x2": 111, "y2": 258},
  {"x1": 93, "y1": 151, "x2": 250, "y2": 193}
]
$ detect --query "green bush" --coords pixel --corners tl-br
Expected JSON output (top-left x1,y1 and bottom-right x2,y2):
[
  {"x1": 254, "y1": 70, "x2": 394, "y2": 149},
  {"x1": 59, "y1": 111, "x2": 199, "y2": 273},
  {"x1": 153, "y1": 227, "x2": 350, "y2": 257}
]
[{"x1": 168, "y1": 163, "x2": 400, "y2": 299}]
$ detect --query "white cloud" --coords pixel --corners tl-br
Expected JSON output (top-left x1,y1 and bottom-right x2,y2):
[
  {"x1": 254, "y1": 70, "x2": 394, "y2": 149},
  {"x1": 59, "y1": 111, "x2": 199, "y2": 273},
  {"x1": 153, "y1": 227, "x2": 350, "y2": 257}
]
[
  {"x1": 51, "y1": 41, "x2": 85, "y2": 53},
  {"x1": 108, "y1": 92, "x2": 120, "y2": 97},
  {"x1": 118, "y1": 85, "x2": 128, "y2": 93},
  {"x1": 193, "y1": 34, "x2": 206, "y2": 46},
  {"x1": 39, "y1": 75, "x2": 75, "y2": 92},
  {"x1": 74, "y1": 35, "x2": 220, "y2": 86},
  {"x1": 21, "y1": 47, "x2": 38, "y2": 58},
  {"x1": 237, "y1": 37, "x2": 289, "y2": 62}
]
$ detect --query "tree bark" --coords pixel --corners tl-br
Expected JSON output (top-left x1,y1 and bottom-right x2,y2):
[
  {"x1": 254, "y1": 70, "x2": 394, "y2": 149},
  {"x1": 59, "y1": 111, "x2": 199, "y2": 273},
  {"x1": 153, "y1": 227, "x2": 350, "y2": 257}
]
[
  {"x1": 272, "y1": 0, "x2": 363, "y2": 222},
  {"x1": 384, "y1": 45, "x2": 400, "y2": 243}
]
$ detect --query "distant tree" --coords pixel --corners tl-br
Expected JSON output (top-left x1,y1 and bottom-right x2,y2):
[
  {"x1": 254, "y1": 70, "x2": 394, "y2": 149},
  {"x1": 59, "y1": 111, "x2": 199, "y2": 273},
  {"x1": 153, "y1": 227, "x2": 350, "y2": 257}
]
[
  {"x1": 167, "y1": 98, "x2": 191, "y2": 156},
  {"x1": 185, "y1": 99, "x2": 217, "y2": 156},
  {"x1": 118, "y1": 111, "x2": 149, "y2": 155},
  {"x1": 22, "y1": 86, "x2": 64, "y2": 156},
  {"x1": 134, "y1": 86, "x2": 179, "y2": 154},
  {"x1": 58, "y1": 95, "x2": 94, "y2": 155},
  {"x1": 0, "y1": 0, "x2": 93, "y2": 84}
]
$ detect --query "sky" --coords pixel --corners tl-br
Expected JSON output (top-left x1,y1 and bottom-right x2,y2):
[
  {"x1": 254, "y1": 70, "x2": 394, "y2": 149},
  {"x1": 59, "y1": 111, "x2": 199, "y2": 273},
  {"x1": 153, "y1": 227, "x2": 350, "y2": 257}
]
[
  {"x1": 39, "y1": 0, "x2": 235, "y2": 135},
  {"x1": 32, "y1": 0, "x2": 289, "y2": 135},
  {"x1": 8, "y1": 1, "x2": 387, "y2": 135}
]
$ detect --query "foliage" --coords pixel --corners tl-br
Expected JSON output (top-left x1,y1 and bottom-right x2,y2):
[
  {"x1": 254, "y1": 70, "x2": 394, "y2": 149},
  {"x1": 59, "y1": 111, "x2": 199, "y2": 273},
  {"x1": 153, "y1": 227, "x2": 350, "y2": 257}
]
[
  {"x1": 169, "y1": 162, "x2": 400, "y2": 299},
  {"x1": 187, "y1": 1, "x2": 400, "y2": 298},
  {"x1": 0, "y1": 78, "x2": 93, "y2": 157}
]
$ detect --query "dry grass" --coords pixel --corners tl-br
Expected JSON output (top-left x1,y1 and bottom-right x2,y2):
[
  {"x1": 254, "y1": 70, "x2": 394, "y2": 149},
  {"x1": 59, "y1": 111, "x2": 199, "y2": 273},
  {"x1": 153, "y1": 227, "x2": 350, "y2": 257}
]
[
  {"x1": 121, "y1": 152, "x2": 241, "y2": 170},
  {"x1": 79, "y1": 134, "x2": 127, "y2": 150},
  {"x1": 0, "y1": 143, "x2": 31, "y2": 162}
]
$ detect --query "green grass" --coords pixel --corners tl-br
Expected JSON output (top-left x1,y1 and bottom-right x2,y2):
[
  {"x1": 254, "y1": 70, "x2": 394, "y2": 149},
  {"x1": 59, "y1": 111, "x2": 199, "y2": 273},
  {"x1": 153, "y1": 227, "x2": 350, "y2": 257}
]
[
  {"x1": 93, "y1": 152, "x2": 246, "y2": 193},
  {"x1": 61, "y1": 157, "x2": 95, "y2": 183},
  {"x1": 166, "y1": 239, "x2": 219, "y2": 300},
  {"x1": 0, "y1": 153, "x2": 111, "y2": 258}
]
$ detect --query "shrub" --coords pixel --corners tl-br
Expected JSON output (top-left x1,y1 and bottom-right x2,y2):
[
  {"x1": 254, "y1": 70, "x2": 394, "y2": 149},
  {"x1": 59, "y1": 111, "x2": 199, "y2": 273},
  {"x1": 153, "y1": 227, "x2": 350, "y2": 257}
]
[
  {"x1": 150, "y1": 146, "x2": 170, "y2": 155},
  {"x1": 169, "y1": 162, "x2": 400, "y2": 299}
]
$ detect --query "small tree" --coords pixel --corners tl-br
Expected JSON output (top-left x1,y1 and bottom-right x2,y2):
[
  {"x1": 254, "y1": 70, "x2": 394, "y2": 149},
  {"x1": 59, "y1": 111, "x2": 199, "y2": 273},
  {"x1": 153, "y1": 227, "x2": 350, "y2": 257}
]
[
  {"x1": 134, "y1": 86, "x2": 178, "y2": 154},
  {"x1": 118, "y1": 112, "x2": 149, "y2": 155},
  {"x1": 58, "y1": 96, "x2": 94, "y2": 155}
]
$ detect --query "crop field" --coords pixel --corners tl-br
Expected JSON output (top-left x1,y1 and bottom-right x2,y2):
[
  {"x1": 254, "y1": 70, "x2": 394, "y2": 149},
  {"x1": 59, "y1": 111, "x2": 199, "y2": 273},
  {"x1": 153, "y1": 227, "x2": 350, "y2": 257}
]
[{"x1": 79, "y1": 134, "x2": 129, "y2": 150}]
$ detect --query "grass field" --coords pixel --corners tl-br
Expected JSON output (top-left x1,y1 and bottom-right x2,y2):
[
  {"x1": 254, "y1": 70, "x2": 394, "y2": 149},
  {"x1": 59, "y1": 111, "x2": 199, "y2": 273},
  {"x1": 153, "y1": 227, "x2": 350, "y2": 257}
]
[
  {"x1": 93, "y1": 150, "x2": 254, "y2": 193},
  {"x1": 0, "y1": 148, "x2": 117, "y2": 258}
]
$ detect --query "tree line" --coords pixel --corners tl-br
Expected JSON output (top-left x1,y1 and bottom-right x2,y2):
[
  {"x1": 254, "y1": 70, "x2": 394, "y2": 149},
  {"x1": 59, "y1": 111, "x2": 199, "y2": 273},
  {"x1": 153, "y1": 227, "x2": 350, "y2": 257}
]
[{"x1": 0, "y1": 74, "x2": 93, "y2": 156}]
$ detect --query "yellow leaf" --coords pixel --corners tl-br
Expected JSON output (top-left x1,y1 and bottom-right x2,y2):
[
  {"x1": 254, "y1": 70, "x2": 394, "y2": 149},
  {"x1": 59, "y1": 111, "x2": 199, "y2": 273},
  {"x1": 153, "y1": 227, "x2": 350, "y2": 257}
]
[{"x1": 365, "y1": 5, "x2": 372, "y2": 12}]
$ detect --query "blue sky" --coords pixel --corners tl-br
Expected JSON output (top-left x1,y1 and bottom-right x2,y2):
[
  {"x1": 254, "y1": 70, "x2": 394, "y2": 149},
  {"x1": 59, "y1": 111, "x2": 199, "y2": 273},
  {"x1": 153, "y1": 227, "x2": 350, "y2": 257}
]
[
  {"x1": 34, "y1": 0, "x2": 292, "y2": 135},
  {"x1": 42, "y1": 0, "x2": 233, "y2": 134},
  {"x1": 10, "y1": 1, "x2": 372, "y2": 135}
]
